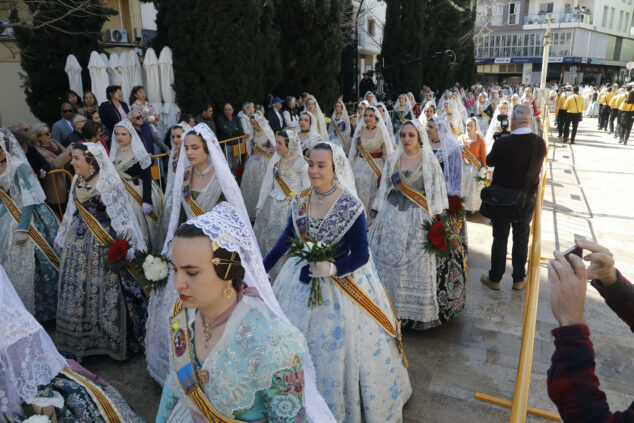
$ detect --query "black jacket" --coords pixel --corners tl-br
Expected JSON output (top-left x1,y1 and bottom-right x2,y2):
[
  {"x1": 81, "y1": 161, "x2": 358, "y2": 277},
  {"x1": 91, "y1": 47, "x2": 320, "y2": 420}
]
[
  {"x1": 215, "y1": 114, "x2": 243, "y2": 141},
  {"x1": 265, "y1": 107, "x2": 284, "y2": 133},
  {"x1": 359, "y1": 78, "x2": 376, "y2": 99},
  {"x1": 98, "y1": 101, "x2": 130, "y2": 137},
  {"x1": 487, "y1": 132, "x2": 546, "y2": 194},
  {"x1": 25, "y1": 146, "x2": 50, "y2": 175},
  {"x1": 62, "y1": 130, "x2": 85, "y2": 147}
]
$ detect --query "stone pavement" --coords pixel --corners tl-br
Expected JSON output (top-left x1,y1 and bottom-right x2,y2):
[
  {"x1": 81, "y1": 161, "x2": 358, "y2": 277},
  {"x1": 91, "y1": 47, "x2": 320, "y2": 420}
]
[{"x1": 83, "y1": 116, "x2": 634, "y2": 422}]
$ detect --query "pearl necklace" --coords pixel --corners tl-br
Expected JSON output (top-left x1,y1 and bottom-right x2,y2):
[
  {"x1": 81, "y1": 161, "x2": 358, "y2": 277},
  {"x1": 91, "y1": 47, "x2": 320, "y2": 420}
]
[
  {"x1": 194, "y1": 162, "x2": 213, "y2": 177},
  {"x1": 314, "y1": 184, "x2": 337, "y2": 206}
]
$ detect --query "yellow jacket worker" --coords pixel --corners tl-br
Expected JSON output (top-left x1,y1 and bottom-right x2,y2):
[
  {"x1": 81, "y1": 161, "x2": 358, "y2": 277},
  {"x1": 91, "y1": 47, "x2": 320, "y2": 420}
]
[{"x1": 562, "y1": 87, "x2": 585, "y2": 144}]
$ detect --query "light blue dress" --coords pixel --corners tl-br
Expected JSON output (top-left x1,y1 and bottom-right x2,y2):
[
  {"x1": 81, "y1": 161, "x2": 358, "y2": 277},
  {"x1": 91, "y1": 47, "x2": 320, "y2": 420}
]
[
  {"x1": 156, "y1": 296, "x2": 308, "y2": 422},
  {"x1": 265, "y1": 191, "x2": 412, "y2": 423}
]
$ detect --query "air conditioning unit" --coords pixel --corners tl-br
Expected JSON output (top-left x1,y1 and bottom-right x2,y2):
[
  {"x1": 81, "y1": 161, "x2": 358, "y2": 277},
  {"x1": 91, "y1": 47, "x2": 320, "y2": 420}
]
[
  {"x1": 105, "y1": 28, "x2": 128, "y2": 43},
  {"x1": 0, "y1": 19, "x2": 14, "y2": 38}
]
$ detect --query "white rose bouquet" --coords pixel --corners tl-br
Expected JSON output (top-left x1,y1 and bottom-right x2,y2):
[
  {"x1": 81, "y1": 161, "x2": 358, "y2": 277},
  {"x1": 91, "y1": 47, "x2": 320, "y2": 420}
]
[
  {"x1": 475, "y1": 166, "x2": 491, "y2": 187},
  {"x1": 131, "y1": 252, "x2": 170, "y2": 295}
]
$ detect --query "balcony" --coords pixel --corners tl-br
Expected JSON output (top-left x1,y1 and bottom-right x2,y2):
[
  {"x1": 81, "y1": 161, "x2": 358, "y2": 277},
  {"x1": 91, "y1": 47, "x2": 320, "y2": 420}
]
[{"x1": 524, "y1": 12, "x2": 593, "y2": 25}]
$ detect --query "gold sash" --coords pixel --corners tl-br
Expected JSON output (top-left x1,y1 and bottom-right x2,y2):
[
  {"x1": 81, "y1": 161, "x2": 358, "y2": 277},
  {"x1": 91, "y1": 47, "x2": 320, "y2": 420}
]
[
  {"x1": 0, "y1": 188, "x2": 60, "y2": 270},
  {"x1": 333, "y1": 122, "x2": 349, "y2": 151},
  {"x1": 396, "y1": 111, "x2": 407, "y2": 123},
  {"x1": 120, "y1": 177, "x2": 159, "y2": 222},
  {"x1": 295, "y1": 191, "x2": 407, "y2": 367},
  {"x1": 274, "y1": 164, "x2": 296, "y2": 201},
  {"x1": 451, "y1": 125, "x2": 462, "y2": 136},
  {"x1": 461, "y1": 147, "x2": 482, "y2": 171},
  {"x1": 390, "y1": 171, "x2": 429, "y2": 214},
  {"x1": 253, "y1": 143, "x2": 273, "y2": 159},
  {"x1": 479, "y1": 108, "x2": 492, "y2": 122},
  {"x1": 170, "y1": 299, "x2": 242, "y2": 423},
  {"x1": 356, "y1": 142, "x2": 382, "y2": 179},
  {"x1": 60, "y1": 367, "x2": 124, "y2": 423}
]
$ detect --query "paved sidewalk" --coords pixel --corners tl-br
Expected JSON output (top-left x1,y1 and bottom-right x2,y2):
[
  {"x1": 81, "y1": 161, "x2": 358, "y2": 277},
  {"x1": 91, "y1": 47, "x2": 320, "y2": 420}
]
[{"x1": 83, "y1": 116, "x2": 634, "y2": 422}]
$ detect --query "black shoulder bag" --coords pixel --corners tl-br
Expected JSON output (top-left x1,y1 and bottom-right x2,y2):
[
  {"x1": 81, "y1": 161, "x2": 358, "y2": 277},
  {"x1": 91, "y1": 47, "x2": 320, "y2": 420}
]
[{"x1": 479, "y1": 134, "x2": 539, "y2": 220}]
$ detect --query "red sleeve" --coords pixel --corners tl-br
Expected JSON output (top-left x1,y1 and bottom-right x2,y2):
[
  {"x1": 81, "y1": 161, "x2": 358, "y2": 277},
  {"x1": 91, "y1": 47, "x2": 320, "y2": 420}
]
[{"x1": 476, "y1": 136, "x2": 487, "y2": 165}]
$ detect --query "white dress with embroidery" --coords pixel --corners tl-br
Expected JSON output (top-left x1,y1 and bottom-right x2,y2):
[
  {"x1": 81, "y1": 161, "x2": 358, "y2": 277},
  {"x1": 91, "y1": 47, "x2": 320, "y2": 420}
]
[
  {"x1": 349, "y1": 128, "x2": 386, "y2": 214},
  {"x1": 254, "y1": 156, "x2": 309, "y2": 281},
  {"x1": 240, "y1": 131, "x2": 274, "y2": 220}
]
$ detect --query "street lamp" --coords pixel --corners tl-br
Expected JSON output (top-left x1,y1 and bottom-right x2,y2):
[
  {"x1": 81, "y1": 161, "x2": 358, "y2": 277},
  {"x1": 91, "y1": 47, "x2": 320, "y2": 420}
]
[{"x1": 540, "y1": 17, "x2": 552, "y2": 107}]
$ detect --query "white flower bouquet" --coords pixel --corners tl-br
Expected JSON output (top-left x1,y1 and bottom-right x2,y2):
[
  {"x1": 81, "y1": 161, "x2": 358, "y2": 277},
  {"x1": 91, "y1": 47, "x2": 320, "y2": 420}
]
[
  {"x1": 475, "y1": 166, "x2": 491, "y2": 187},
  {"x1": 131, "y1": 252, "x2": 170, "y2": 295}
]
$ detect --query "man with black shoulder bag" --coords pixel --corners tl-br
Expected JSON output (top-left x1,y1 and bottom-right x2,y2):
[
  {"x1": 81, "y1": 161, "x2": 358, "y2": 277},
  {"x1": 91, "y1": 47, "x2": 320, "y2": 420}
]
[{"x1": 479, "y1": 104, "x2": 547, "y2": 291}]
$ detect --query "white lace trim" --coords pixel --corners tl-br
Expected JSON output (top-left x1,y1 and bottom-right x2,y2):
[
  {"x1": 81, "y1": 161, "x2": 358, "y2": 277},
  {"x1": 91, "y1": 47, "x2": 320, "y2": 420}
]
[{"x1": 111, "y1": 120, "x2": 152, "y2": 169}]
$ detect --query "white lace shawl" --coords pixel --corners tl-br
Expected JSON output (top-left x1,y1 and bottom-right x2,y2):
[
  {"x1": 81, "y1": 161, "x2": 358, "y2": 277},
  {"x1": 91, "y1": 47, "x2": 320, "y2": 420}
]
[
  {"x1": 328, "y1": 100, "x2": 351, "y2": 137},
  {"x1": 237, "y1": 111, "x2": 254, "y2": 142},
  {"x1": 376, "y1": 102, "x2": 396, "y2": 143},
  {"x1": 251, "y1": 114, "x2": 276, "y2": 156},
  {"x1": 54, "y1": 143, "x2": 147, "y2": 253},
  {"x1": 372, "y1": 120, "x2": 448, "y2": 215},
  {"x1": 181, "y1": 203, "x2": 336, "y2": 422},
  {"x1": 348, "y1": 106, "x2": 394, "y2": 161},
  {"x1": 162, "y1": 123, "x2": 250, "y2": 255},
  {"x1": 0, "y1": 130, "x2": 46, "y2": 207},
  {"x1": 323, "y1": 141, "x2": 357, "y2": 198},
  {"x1": 363, "y1": 91, "x2": 377, "y2": 106},
  {"x1": 484, "y1": 100, "x2": 510, "y2": 153},
  {"x1": 298, "y1": 111, "x2": 322, "y2": 152},
  {"x1": 0, "y1": 264, "x2": 67, "y2": 417},
  {"x1": 394, "y1": 94, "x2": 414, "y2": 115},
  {"x1": 256, "y1": 131, "x2": 305, "y2": 211},
  {"x1": 303, "y1": 96, "x2": 328, "y2": 142},
  {"x1": 110, "y1": 120, "x2": 152, "y2": 169},
  {"x1": 429, "y1": 115, "x2": 463, "y2": 197}
]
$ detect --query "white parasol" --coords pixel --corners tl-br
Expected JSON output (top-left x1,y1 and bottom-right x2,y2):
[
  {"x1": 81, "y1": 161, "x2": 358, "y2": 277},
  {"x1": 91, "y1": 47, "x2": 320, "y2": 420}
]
[
  {"x1": 108, "y1": 52, "x2": 121, "y2": 86},
  {"x1": 64, "y1": 54, "x2": 83, "y2": 95},
  {"x1": 129, "y1": 49, "x2": 144, "y2": 87},
  {"x1": 117, "y1": 51, "x2": 133, "y2": 101},
  {"x1": 87, "y1": 51, "x2": 108, "y2": 104},
  {"x1": 158, "y1": 46, "x2": 179, "y2": 134}
]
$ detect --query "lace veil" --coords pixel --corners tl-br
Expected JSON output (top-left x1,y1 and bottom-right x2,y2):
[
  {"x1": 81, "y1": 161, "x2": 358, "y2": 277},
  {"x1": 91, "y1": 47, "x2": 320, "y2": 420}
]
[
  {"x1": 256, "y1": 130, "x2": 304, "y2": 211},
  {"x1": 484, "y1": 100, "x2": 509, "y2": 153},
  {"x1": 0, "y1": 129, "x2": 47, "y2": 208},
  {"x1": 55, "y1": 143, "x2": 147, "y2": 253},
  {"x1": 429, "y1": 115, "x2": 463, "y2": 196},
  {"x1": 162, "y1": 123, "x2": 250, "y2": 255},
  {"x1": 394, "y1": 94, "x2": 414, "y2": 115},
  {"x1": 376, "y1": 102, "x2": 396, "y2": 143},
  {"x1": 303, "y1": 96, "x2": 328, "y2": 141},
  {"x1": 363, "y1": 91, "x2": 377, "y2": 106},
  {"x1": 348, "y1": 105, "x2": 394, "y2": 161},
  {"x1": 110, "y1": 119, "x2": 152, "y2": 169},
  {"x1": 184, "y1": 203, "x2": 336, "y2": 422},
  {"x1": 0, "y1": 264, "x2": 67, "y2": 417},
  {"x1": 328, "y1": 100, "x2": 350, "y2": 135},
  {"x1": 252, "y1": 113, "x2": 276, "y2": 152}
]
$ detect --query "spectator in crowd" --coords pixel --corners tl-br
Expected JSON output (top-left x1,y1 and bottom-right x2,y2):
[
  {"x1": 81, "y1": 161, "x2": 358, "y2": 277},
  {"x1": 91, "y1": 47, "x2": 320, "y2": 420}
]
[
  {"x1": 128, "y1": 110, "x2": 168, "y2": 154},
  {"x1": 195, "y1": 104, "x2": 217, "y2": 135},
  {"x1": 85, "y1": 109, "x2": 109, "y2": 147},
  {"x1": 562, "y1": 86, "x2": 585, "y2": 144},
  {"x1": 10, "y1": 121, "x2": 30, "y2": 136},
  {"x1": 81, "y1": 120, "x2": 109, "y2": 153},
  {"x1": 619, "y1": 89, "x2": 634, "y2": 145},
  {"x1": 98, "y1": 85, "x2": 129, "y2": 137},
  {"x1": 12, "y1": 129, "x2": 49, "y2": 180},
  {"x1": 65, "y1": 90, "x2": 83, "y2": 113},
  {"x1": 61, "y1": 114, "x2": 87, "y2": 147},
  {"x1": 78, "y1": 90, "x2": 98, "y2": 116},
  {"x1": 237, "y1": 102, "x2": 255, "y2": 140},
  {"x1": 294, "y1": 95, "x2": 303, "y2": 116},
  {"x1": 129, "y1": 85, "x2": 160, "y2": 132},
  {"x1": 180, "y1": 112, "x2": 196, "y2": 128},
  {"x1": 216, "y1": 102, "x2": 245, "y2": 168},
  {"x1": 265, "y1": 97, "x2": 285, "y2": 133},
  {"x1": 29, "y1": 124, "x2": 72, "y2": 213},
  {"x1": 481, "y1": 104, "x2": 547, "y2": 291},
  {"x1": 359, "y1": 72, "x2": 376, "y2": 99},
  {"x1": 547, "y1": 238, "x2": 634, "y2": 422},
  {"x1": 283, "y1": 96, "x2": 299, "y2": 131},
  {"x1": 51, "y1": 103, "x2": 75, "y2": 143}
]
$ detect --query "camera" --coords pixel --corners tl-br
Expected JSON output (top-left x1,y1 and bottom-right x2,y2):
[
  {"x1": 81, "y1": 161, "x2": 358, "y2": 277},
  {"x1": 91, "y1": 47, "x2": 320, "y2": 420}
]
[{"x1": 493, "y1": 113, "x2": 510, "y2": 141}]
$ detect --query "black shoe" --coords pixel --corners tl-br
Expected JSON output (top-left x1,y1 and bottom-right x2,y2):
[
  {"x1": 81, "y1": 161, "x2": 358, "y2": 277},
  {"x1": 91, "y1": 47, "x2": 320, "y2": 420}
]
[
  {"x1": 563, "y1": 138, "x2": 569, "y2": 143},
  {"x1": 570, "y1": 140, "x2": 575, "y2": 144}
]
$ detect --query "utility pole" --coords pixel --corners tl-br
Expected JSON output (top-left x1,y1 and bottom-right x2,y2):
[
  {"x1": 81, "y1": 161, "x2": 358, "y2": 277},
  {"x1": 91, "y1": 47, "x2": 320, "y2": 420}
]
[{"x1": 539, "y1": 16, "x2": 552, "y2": 105}]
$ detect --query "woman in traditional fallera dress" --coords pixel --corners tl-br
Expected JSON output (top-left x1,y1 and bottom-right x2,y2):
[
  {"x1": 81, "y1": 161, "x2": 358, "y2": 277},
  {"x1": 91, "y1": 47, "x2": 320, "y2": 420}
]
[
  {"x1": 352, "y1": 100, "x2": 369, "y2": 131},
  {"x1": 156, "y1": 203, "x2": 335, "y2": 423},
  {"x1": 368, "y1": 120, "x2": 448, "y2": 331},
  {"x1": 240, "y1": 113, "x2": 276, "y2": 221},
  {"x1": 392, "y1": 94, "x2": 414, "y2": 143},
  {"x1": 0, "y1": 129, "x2": 59, "y2": 323},
  {"x1": 459, "y1": 117, "x2": 488, "y2": 212},
  {"x1": 147, "y1": 122, "x2": 235, "y2": 384},
  {"x1": 348, "y1": 106, "x2": 394, "y2": 215},
  {"x1": 475, "y1": 92, "x2": 495, "y2": 134},
  {"x1": 363, "y1": 91, "x2": 377, "y2": 106},
  {"x1": 303, "y1": 96, "x2": 329, "y2": 142},
  {"x1": 328, "y1": 100, "x2": 351, "y2": 152},
  {"x1": 485, "y1": 100, "x2": 510, "y2": 154},
  {"x1": 297, "y1": 111, "x2": 322, "y2": 155},
  {"x1": 254, "y1": 130, "x2": 309, "y2": 281},
  {"x1": 0, "y1": 264, "x2": 144, "y2": 423},
  {"x1": 426, "y1": 116, "x2": 467, "y2": 324},
  {"x1": 55, "y1": 142, "x2": 147, "y2": 361},
  {"x1": 264, "y1": 142, "x2": 411, "y2": 422},
  {"x1": 377, "y1": 102, "x2": 396, "y2": 146},
  {"x1": 110, "y1": 120, "x2": 163, "y2": 252}
]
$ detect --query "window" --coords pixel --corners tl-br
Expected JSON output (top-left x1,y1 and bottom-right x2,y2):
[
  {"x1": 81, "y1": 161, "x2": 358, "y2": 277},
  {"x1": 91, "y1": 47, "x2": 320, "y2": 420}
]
[
  {"x1": 626, "y1": 13, "x2": 631, "y2": 32},
  {"x1": 619, "y1": 10, "x2": 624, "y2": 31},
  {"x1": 603, "y1": 6, "x2": 609, "y2": 26},
  {"x1": 539, "y1": 2, "x2": 554, "y2": 14},
  {"x1": 367, "y1": 19, "x2": 375, "y2": 36},
  {"x1": 476, "y1": 3, "x2": 488, "y2": 27},
  {"x1": 492, "y1": 5, "x2": 504, "y2": 26},
  {"x1": 508, "y1": 2, "x2": 520, "y2": 24},
  {"x1": 610, "y1": 7, "x2": 615, "y2": 27}
]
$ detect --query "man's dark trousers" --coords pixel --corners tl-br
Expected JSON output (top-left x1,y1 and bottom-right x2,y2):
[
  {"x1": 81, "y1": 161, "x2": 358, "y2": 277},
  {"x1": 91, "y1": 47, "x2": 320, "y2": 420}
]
[
  {"x1": 489, "y1": 196, "x2": 536, "y2": 283},
  {"x1": 609, "y1": 107, "x2": 619, "y2": 133},
  {"x1": 557, "y1": 110, "x2": 567, "y2": 137},
  {"x1": 563, "y1": 113, "x2": 581, "y2": 142}
]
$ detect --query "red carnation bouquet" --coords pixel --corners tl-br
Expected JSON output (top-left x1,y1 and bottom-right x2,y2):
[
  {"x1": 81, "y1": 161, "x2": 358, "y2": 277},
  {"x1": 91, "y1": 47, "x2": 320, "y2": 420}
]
[
  {"x1": 422, "y1": 215, "x2": 463, "y2": 258},
  {"x1": 105, "y1": 238, "x2": 132, "y2": 273},
  {"x1": 447, "y1": 195, "x2": 465, "y2": 219}
]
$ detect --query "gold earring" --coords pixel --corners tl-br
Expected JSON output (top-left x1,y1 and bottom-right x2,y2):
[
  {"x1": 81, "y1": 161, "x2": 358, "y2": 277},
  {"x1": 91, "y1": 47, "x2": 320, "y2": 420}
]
[{"x1": 222, "y1": 280, "x2": 236, "y2": 299}]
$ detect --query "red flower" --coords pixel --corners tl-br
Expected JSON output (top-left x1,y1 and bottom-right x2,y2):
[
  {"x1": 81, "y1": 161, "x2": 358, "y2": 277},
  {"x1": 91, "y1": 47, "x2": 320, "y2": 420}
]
[
  {"x1": 234, "y1": 165, "x2": 245, "y2": 179},
  {"x1": 448, "y1": 195, "x2": 463, "y2": 215},
  {"x1": 108, "y1": 239, "x2": 130, "y2": 262},
  {"x1": 428, "y1": 221, "x2": 448, "y2": 251}
]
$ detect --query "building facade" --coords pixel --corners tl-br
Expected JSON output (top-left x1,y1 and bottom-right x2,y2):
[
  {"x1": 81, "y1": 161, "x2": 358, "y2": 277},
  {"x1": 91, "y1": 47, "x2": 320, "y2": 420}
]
[
  {"x1": 474, "y1": 0, "x2": 634, "y2": 85},
  {"x1": 353, "y1": 0, "x2": 386, "y2": 81}
]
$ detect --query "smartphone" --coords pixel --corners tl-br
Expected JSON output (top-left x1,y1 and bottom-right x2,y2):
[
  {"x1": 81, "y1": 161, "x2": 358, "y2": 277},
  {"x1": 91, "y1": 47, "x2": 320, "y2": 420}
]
[{"x1": 562, "y1": 245, "x2": 583, "y2": 268}]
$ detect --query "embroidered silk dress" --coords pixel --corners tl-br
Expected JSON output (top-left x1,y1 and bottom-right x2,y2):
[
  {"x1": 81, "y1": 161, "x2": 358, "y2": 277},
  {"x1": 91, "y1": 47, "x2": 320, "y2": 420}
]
[
  {"x1": 459, "y1": 134, "x2": 488, "y2": 212},
  {"x1": 328, "y1": 115, "x2": 350, "y2": 151},
  {"x1": 264, "y1": 191, "x2": 411, "y2": 422},
  {"x1": 368, "y1": 157, "x2": 441, "y2": 330},
  {"x1": 156, "y1": 296, "x2": 308, "y2": 422},
  {"x1": 0, "y1": 162, "x2": 59, "y2": 322},
  {"x1": 240, "y1": 130, "x2": 274, "y2": 220},
  {"x1": 55, "y1": 184, "x2": 147, "y2": 360},
  {"x1": 113, "y1": 153, "x2": 163, "y2": 253},
  {"x1": 349, "y1": 128, "x2": 387, "y2": 215},
  {"x1": 254, "y1": 156, "x2": 309, "y2": 280}
]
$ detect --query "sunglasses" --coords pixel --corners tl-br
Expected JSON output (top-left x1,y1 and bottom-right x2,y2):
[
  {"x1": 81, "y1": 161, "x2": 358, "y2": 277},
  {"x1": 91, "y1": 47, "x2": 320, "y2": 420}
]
[
  {"x1": 63, "y1": 109, "x2": 74, "y2": 113},
  {"x1": 133, "y1": 116, "x2": 143, "y2": 120},
  {"x1": 40, "y1": 132, "x2": 50, "y2": 136}
]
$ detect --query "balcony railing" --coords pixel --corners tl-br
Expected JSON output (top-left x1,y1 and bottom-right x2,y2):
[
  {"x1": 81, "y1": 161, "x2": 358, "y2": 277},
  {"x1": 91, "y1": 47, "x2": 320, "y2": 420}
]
[{"x1": 524, "y1": 12, "x2": 593, "y2": 25}]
